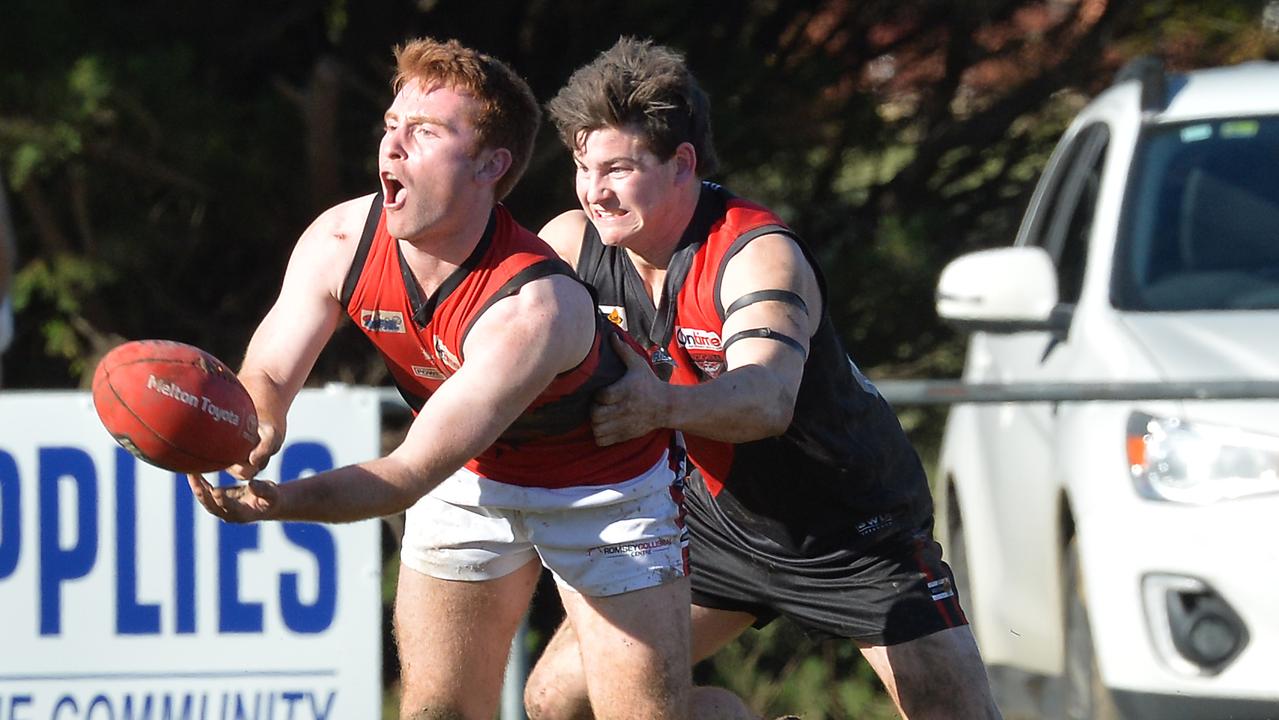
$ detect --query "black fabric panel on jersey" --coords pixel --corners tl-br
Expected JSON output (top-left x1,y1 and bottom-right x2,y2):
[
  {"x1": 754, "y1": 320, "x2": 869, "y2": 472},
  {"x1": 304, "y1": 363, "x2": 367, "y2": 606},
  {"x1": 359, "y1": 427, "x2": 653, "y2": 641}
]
[
  {"x1": 497, "y1": 314, "x2": 631, "y2": 445},
  {"x1": 714, "y1": 311, "x2": 934, "y2": 557},
  {"x1": 395, "y1": 209, "x2": 496, "y2": 328},
  {"x1": 339, "y1": 191, "x2": 385, "y2": 308},
  {"x1": 390, "y1": 378, "x2": 427, "y2": 415},
  {"x1": 576, "y1": 184, "x2": 728, "y2": 351}
]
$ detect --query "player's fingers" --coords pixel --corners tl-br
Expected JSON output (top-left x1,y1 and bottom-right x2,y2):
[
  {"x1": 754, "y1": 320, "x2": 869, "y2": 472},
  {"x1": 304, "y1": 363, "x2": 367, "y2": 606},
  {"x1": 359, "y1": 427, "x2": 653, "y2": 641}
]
[
  {"x1": 610, "y1": 333, "x2": 648, "y2": 369},
  {"x1": 187, "y1": 473, "x2": 227, "y2": 519},
  {"x1": 186, "y1": 473, "x2": 207, "y2": 502},
  {"x1": 247, "y1": 478, "x2": 279, "y2": 507}
]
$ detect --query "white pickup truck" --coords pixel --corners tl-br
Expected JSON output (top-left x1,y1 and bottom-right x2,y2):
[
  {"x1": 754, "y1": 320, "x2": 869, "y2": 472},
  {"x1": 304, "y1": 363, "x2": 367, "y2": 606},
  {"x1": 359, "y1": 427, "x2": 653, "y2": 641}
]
[{"x1": 934, "y1": 59, "x2": 1279, "y2": 719}]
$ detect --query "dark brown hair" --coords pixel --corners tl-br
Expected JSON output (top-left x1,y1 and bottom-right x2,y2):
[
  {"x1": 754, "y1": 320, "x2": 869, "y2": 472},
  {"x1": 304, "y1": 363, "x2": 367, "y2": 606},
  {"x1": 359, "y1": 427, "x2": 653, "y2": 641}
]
[
  {"x1": 393, "y1": 37, "x2": 541, "y2": 200},
  {"x1": 547, "y1": 37, "x2": 719, "y2": 176}
]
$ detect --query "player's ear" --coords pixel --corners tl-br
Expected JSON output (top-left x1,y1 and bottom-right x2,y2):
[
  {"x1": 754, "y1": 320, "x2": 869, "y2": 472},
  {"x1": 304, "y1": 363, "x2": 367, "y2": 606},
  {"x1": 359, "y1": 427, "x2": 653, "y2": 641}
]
[
  {"x1": 673, "y1": 142, "x2": 697, "y2": 183},
  {"x1": 476, "y1": 147, "x2": 513, "y2": 187}
]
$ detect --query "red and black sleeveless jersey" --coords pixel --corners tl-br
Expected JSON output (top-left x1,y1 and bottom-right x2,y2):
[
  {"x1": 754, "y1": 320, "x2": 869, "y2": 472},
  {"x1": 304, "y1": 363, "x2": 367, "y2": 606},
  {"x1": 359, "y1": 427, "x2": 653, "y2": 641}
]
[
  {"x1": 342, "y1": 196, "x2": 670, "y2": 488},
  {"x1": 576, "y1": 182, "x2": 933, "y2": 555}
]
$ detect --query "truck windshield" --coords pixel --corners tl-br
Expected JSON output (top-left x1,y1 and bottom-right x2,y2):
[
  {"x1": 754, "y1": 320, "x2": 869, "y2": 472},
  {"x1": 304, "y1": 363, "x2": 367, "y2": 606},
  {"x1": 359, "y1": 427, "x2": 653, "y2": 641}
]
[{"x1": 1114, "y1": 116, "x2": 1279, "y2": 311}]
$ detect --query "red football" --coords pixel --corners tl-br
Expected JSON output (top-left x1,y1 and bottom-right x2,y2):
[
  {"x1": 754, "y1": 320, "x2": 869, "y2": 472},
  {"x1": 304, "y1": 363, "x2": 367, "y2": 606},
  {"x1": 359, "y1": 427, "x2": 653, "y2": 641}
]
[{"x1": 92, "y1": 340, "x2": 259, "y2": 473}]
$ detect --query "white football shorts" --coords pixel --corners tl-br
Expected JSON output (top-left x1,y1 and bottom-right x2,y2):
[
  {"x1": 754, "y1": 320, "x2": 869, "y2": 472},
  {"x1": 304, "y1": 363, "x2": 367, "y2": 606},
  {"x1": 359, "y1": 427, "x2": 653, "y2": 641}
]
[{"x1": 400, "y1": 451, "x2": 689, "y2": 597}]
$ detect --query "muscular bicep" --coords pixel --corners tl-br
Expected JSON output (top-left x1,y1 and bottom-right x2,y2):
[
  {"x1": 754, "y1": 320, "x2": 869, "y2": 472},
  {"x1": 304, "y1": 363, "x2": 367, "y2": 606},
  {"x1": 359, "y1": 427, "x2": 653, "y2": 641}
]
[{"x1": 717, "y1": 233, "x2": 822, "y2": 393}]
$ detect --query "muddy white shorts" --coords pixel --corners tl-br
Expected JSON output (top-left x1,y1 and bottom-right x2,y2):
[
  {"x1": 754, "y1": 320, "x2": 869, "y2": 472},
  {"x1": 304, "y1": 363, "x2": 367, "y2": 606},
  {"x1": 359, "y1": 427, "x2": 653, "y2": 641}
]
[{"x1": 400, "y1": 451, "x2": 689, "y2": 597}]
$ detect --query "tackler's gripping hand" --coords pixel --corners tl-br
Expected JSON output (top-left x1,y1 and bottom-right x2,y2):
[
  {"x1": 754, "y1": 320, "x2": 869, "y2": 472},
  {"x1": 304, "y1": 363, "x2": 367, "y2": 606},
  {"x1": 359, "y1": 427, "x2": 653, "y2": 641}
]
[{"x1": 591, "y1": 333, "x2": 672, "y2": 446}]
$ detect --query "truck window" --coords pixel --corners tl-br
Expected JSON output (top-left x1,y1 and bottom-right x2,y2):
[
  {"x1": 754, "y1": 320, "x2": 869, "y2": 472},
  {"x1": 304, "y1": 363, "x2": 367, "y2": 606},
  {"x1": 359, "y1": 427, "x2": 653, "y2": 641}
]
[
  {"x1": 1027, "y1": 124, "x2": 1110, "y2": 305},
  {"x1": 1114, "y1": 115, "x2": 1279, "y2": 311}
]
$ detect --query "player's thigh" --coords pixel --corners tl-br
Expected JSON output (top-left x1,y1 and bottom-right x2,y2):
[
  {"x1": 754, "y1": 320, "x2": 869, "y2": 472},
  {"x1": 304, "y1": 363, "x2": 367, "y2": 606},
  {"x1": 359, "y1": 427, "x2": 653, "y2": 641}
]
[
  {"x1": 558, "y1": 578, "x2": 692, "y2": 720},
  {"x1": 394, "y1": 558, "x2": 542, "y2": 719}
]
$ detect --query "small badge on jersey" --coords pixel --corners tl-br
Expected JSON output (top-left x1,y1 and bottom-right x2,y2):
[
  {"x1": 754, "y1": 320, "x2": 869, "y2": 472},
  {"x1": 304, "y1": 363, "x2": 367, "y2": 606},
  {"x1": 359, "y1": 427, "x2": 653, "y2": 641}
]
[
  {"x1": 412, "y1": 364, "x2": 446, "y2": 380},
  {"x1": 360, "y1": 309, "x2": 406, "y2": 333},
  {"x1": 598, "y1": 304, "x2": 628, "y2": 331},
  {"x1": 433, "y1": 336, "x2": 461, "y2": 371}
]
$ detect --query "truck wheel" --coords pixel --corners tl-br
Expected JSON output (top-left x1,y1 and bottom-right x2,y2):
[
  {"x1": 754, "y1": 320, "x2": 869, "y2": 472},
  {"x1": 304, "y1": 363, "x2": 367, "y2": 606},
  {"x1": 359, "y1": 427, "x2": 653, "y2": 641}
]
[{"x1": 1064, "y1": 539, "x2": 1122, "y2": 720}]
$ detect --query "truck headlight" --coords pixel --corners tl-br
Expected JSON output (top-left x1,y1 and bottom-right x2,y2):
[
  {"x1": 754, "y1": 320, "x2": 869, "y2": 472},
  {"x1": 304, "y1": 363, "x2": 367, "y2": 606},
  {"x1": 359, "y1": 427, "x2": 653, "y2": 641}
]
[{"x1": 1127, "y1": 412, "x2": 1279, "y2": 504}]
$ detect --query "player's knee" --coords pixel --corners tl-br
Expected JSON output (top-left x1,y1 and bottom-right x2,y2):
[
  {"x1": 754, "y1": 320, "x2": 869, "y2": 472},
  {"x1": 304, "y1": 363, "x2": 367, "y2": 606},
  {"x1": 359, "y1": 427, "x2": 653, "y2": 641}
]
[{"x1": 524, "y1": 671, "x2": 592, "y2": 720}]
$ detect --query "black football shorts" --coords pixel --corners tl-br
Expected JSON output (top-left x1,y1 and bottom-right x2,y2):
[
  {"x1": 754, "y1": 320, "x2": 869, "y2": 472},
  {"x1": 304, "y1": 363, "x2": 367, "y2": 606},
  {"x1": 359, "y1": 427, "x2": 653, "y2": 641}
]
[{"x1": 685, "y1": 471, "x2": 968, "y2": 646}]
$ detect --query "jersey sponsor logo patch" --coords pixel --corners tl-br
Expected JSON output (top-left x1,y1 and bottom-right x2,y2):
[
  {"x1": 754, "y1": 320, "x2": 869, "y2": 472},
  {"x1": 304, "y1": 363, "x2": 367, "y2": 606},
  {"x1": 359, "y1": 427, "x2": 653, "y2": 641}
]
[
  {"x1": 675, "y1": 326, "x2": 722, "y2": 351},
  {"x1": 433, "y1": 336, "x2": 461, "y2": 371},
  {"x1": 598, "y1": 304, "x2": 628, "y2": 331},
  {"x1": 412, "y1": 364, "x2": 446, "y2": 380},
  {"x1": 360, "y1": 309, "x2": 406, "y2": 333},
  {"x1": 676, "y1": 327, "x2": 726, "y2": 377}
]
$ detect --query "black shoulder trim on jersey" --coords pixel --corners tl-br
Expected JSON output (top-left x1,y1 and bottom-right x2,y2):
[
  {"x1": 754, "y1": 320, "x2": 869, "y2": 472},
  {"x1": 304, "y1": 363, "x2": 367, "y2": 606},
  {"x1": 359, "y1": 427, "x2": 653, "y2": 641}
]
[
  {"x1": 458, "y1": 257, "x2": 579, "y2": 349},
  {"x1": 407, "y1": 209, "x2": 497, "y2": 327},
  {"x1": 577, "y1": 222, "x2": 603, "y2": 283},
  {"x1": 724, "y1": 289, "x2": 809, "y2": 318},
  {"x1": 712, "y1": 224, "x2": 796, "y2": 321},
  {"x1": 391, "y1": 377, "x2": 427, "y2": 415},
  {"x1": 340, "y1": 192, "x2": 384, "y2": 309},
  {"x1": 497, "y1": 315, "x2": 627, "y2": 443},
  {"x1": 722, "y1": 327, "x2": 808, "y2": 355}
]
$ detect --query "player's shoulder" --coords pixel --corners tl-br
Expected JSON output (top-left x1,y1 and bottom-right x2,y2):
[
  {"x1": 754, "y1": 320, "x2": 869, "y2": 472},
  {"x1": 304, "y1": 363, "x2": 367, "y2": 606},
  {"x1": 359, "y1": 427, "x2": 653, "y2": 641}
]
[
  {"x1": 308, "y1": 193, "x2": 379, "y2": 244},
  {"x1": 726, "y1": 229, "x2": 809, "y2": 270},
  {"x1": 537, "y1": 209, "x2": 589, "y2": 269}
]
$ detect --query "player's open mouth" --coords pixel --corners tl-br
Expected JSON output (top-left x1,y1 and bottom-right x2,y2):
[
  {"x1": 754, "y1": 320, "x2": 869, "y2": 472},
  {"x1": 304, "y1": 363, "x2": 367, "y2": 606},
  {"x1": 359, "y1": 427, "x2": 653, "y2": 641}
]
[
  {"x1": 381, "y1": 172, "x2": 407, "y2": 210},
  {"x1": 591, "y1": 205, "x2": 626, "y2": 220}
]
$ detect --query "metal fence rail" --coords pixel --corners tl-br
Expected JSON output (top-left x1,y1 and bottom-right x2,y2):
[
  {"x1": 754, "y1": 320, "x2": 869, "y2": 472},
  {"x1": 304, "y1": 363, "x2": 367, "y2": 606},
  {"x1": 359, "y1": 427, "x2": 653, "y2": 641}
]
[
  {"x1": 369, "y1": 379, "x2": 1279, "y2": 416},
  {"x1": 868, "y1": 379, "x2": 1279, "y2": 405}
]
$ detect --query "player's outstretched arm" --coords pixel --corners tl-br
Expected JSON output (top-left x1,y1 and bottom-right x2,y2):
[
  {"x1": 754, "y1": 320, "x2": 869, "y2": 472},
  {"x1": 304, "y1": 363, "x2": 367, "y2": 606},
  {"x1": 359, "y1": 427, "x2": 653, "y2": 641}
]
[
  {"x1": 592, "y1": 232, "x2": 820, "y2": 445},
  {"x1": 191, "y1": 273, "x2": 596, "y2": 524},
  {"x1": 227, "y1": 195, "x2": 373, "y2": 480}
]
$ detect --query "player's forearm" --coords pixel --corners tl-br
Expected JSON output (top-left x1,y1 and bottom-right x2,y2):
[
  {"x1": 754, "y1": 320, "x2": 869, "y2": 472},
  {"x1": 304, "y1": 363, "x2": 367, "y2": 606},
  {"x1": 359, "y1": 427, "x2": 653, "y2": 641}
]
[
  {"x1": 270, "y1": 456, "x2": 430, "y2": 523},
  {"x1": 665, "y1": 365, "x2": 796, "y2": 442}
]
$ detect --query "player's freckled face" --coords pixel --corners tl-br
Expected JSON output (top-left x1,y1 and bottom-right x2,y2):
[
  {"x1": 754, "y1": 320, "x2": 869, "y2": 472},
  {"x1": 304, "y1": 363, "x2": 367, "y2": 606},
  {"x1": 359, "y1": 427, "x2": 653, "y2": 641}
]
[
  {"x1": 574, "y1": 127, "x2": 681, "y2": 250},
  {"x1": 378, "y1": 80, "x2": 484, "y2": 242}
]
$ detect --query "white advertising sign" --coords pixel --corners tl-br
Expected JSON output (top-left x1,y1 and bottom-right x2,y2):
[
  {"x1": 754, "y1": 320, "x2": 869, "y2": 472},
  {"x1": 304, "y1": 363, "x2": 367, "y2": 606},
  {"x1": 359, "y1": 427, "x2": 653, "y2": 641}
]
[{"x1": 0, "y1": 387, "x2": 383, "y2": 719}]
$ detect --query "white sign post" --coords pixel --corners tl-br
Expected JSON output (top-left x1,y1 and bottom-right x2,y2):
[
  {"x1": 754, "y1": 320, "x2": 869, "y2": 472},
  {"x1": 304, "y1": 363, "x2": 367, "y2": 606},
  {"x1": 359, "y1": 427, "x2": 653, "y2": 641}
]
[{"x1": 0, "y1": 386, "x2": 383, "y2": 719}]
